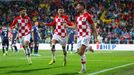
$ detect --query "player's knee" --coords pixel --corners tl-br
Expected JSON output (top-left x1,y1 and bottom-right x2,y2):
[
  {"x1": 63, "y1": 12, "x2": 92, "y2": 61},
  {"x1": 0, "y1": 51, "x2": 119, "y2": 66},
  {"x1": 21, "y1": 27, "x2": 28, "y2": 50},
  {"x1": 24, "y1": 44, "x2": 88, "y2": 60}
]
[
  {"x1": 63, "y1": 51, "x2": 67, "y2": 55},
  {"x1": 78, "y1": 51, "x2": 83, "y2": 56},
  {"x1": 25, "y1": 41, "x2": 29, "y2": 45},
  {"x1": 52, "y1": 40, "x2": 56, "y2": 44},
  {"x1": 51, "y1": 49, "x2": 55, "y2": 52},
  {"x1": 51, "y1": 45, "x2": 56, "y2": 52}
]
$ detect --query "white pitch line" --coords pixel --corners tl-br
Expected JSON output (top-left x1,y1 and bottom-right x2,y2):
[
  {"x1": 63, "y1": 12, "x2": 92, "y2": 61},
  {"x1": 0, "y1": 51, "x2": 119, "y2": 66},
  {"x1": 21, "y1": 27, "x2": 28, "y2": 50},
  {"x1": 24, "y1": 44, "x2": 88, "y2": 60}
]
[{"x1": 88, "y1": 62, "x2": 134, "y2": 75}]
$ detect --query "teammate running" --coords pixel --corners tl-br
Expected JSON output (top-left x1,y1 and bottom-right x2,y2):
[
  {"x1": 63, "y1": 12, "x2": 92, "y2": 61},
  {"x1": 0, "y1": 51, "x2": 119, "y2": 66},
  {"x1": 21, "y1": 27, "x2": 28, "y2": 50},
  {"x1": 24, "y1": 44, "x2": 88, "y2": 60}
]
[
  {"x1": 10, "y1": 7, "x2": 33, "y2": 65},
  {"x1": 44, "y1": 6, "x2": 72, "y2": 66}
]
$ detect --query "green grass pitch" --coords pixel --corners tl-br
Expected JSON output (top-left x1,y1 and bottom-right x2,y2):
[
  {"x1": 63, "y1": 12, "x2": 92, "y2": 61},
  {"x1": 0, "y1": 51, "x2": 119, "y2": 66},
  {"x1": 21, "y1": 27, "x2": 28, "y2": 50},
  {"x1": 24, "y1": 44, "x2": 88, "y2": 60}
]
[{"x1": 0, "y1": 50, "x2": 134, "y2": 75}]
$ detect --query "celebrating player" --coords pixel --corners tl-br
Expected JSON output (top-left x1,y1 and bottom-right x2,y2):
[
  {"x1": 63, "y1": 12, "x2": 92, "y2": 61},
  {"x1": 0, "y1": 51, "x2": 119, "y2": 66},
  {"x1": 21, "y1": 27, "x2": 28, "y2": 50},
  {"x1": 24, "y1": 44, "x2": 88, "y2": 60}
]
[
  {"x1": 10, "y1": 7, "x2": 33, "y2": 65},
  {"x1": 64, "y1": 2, "x2": 97, "y2": 73},
  {"x1": 44, "y1": 6, "x2": 72, "y2": 66}
]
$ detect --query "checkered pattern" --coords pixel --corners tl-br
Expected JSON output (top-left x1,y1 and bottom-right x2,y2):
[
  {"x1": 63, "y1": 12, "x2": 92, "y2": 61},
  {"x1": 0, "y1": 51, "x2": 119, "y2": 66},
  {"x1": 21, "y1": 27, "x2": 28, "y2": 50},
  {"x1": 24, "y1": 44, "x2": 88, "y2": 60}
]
[
  {"x1": 54, "y1": 16, "x2": 67, "y2": 38},
  {"x1": 11, "y1": 16, "x2": 32, "y2": 38},
  {"x1": 76, "y1": 12, "x2": 93, "y2": 38}
]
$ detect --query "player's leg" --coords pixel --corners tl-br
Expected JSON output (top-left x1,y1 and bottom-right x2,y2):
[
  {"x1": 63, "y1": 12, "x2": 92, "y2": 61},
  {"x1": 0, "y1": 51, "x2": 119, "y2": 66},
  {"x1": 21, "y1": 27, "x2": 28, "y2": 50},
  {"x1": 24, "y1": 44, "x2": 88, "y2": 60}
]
[
  {"x1": 29, "y1": 38, "x2": 33, "y2": 54},
  {"x1": 23, "y1": 34, "x2": 32, "y2": 65},
  {"x1": 78, "y1": 36, "x2": 90, "y2": 73},
  {"x1": 13, "y1": 41, "x2": 18, "y2": 52},
  {"x1": 60, "y1": 37, "x2": 67, "y2": 66},
  {"x1": 34, "y1": 41, "x2": 39, "y2": 56},
  {"x1": 11, "y1": 44, "x2": 13, "y2": 52},
  {"x1": 6, "y1": 39, "x2": 9, "y2": 54},
  {"x1": 71, "y1": 43, "x2": 73, "y2": 53},
  {"x1": 49, "y1": 34, "x2": 57, "y2": 65},
  {"x1": 78, "y1": 45, "x2": 86, "y2": 73},
  {"x1": 2, "y1": 40, "x2": 6, "y2": 55},
  {"x1": 11, "y1": 39, "x2": 14, "y2": 52},
  {"x1": 62, "y1": 45, "x2": 67, "y2": 66},
  {"x1": 66, "y1": 44, "x2": 69, "y2": 53}
]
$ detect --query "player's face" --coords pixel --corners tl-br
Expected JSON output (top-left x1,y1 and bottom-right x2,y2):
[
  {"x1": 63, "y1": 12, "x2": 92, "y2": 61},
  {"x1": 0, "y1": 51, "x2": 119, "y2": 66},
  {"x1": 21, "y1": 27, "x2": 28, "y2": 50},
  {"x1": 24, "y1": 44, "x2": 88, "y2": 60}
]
[
  {"x1": 58, "y1": 9, "x2": 64, "y2": 15},
  {"x1": 20, "y1": 10, "x2": 26, "y2": 17},
  {"x1": 35, "y1": 22, "x2": 39, "y2": 26},
  {"x1": 75, "y1": 4, "x2": 84, "y2": 13}
]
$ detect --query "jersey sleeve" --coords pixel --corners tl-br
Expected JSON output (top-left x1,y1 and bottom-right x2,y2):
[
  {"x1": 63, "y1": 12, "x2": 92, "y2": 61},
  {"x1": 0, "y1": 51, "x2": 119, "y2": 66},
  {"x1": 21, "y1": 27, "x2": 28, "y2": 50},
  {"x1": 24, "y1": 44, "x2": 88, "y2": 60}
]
[
  {"x1": 27, "y1": 17, "x2": 32, "y2": 31},
  {"x1": 65, "y1": 16, "x2": 72, "y2": 26},
  {"x1": 10, "y1": 17, "x2": 18, "y2": 30},
  {"x1": 86, "y1": 13, "x2": 94, "y2": 25},
  {"x1": 46, "y1": 17, "x2": 56, "y2": 26}
]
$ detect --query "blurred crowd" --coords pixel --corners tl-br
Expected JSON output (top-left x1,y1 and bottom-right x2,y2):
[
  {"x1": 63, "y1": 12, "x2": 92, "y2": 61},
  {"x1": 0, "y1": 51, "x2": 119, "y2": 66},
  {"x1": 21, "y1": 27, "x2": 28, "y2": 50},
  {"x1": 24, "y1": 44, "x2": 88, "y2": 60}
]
[{"x1": 0, "y1": 0, "x2": 133, "y2": 44}]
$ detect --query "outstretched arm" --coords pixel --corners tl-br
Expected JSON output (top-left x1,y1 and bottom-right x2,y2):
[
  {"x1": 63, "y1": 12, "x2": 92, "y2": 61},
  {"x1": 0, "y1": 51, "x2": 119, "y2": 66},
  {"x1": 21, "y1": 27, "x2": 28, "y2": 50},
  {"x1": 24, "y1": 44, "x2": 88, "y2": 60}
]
[
  {"x1": 91, "y1": 23, "x2": 97, "y2": 42},
  {"x1": 43, "y1": 18, "x2": 56, "y2": 26},
  {"x1": 27, "y1": 17, "x2": 32, "y2": 32},
  {"x1": 87, "y1": 14, "x2": 97, "y2": 42},
  {"x1": 64, "y1": 22, "x2": 76, "y2": 29},
  {"x1": 10, "y1": 18, "x2": 18, "y2": 30}
]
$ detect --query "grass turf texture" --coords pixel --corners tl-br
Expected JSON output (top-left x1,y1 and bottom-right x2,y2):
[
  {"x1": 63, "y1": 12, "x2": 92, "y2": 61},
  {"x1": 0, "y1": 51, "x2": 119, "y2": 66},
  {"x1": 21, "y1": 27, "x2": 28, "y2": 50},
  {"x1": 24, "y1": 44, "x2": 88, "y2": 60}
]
[{"x1": 0, "y1": 50, "x2": 134, "y2": 75}]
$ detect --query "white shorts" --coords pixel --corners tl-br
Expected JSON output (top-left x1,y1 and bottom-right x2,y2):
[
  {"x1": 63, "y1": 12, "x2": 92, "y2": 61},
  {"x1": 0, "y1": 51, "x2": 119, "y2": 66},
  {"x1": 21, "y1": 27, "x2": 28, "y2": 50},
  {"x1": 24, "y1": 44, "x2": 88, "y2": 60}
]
[
  {"x1": 19, "y1": 34, "x2": 30, "y2": 46},
  {"x1": 52, "y1": 34, "x2": 66, "y2": 46},
  {"x1": 76, "y1": 36, "x2": 91, "y2": 49}
]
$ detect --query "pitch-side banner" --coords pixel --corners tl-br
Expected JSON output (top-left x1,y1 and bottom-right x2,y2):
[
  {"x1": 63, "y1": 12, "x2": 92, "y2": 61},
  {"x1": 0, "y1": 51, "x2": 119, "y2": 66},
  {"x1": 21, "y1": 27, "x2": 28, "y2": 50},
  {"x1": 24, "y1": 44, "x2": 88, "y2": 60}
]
[{"x1": 1, "y1": 44, "x2": 134, "y2": 50}]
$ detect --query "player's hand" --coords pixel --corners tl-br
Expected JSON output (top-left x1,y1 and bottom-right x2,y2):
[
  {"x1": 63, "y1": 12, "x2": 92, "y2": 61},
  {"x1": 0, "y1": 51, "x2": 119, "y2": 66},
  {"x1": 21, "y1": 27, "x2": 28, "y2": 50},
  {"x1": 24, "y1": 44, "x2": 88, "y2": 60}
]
[{"x1": 63, "y1": 22, "x2": 67, "y2": 27}]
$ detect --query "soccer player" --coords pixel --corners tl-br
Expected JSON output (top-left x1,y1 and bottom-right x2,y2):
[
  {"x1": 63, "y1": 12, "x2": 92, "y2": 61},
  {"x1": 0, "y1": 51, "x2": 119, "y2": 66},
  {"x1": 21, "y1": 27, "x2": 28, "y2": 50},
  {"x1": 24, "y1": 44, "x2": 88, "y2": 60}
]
[
  {"x1": 44, "y1": 6, "x2": 72, "y2": 66},
  {"x1": 11, "y1": 28, "x2": 18, "y2": 52},
  {"x1": 1, "y1": 25, "x2": 9, "y2": 56},
  {"x1": 10, "y1": 7, "x2": 33, "y2": 65},
  {"x1": 64, "y1": 2, "x2": 97, "y2": 73},
  {"x1": 66, "y1": 29, "x2": 76, "y2": 54},
  {"x1": 29, "y1": 34, "x2": 33, "y2": 54},
  {"x1": 32, "y1": 21, "x2": 41, "y2": 56}
]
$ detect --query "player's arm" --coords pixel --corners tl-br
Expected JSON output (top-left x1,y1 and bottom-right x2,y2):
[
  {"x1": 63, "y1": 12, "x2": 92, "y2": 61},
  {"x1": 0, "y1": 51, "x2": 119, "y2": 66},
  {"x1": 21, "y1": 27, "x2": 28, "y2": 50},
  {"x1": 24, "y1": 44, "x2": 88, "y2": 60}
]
[
  {"x1": 91, "y1": 23, "x2": 97, "y2": 42},
  {"x1": 64, "y1": 22, "x2": 76, "y2": 29},
  {"x1": 31, "y1": 27, "x2": 34, "y2": 42},
  {"x1": 27, "y1": 16, "x2": 34, "y2": 42},
  {"x1": 10, "y1": 17, "x2": 18, "y2": 30},
  {"x1": 87, "y1": 14, "x2": 97, "y2": 42},
  {"x1": 43, "y1": 18, "x2": 56, "y2": 26},
  {"x1": 64, "y1": 16, "x2": 76, "y2": 29},
  {"x1": 27, "y1": 17, "x2": 32, "y2": 32},
  {"x1": 65, "y1": 16, "x2": 73, "y2": 26}
]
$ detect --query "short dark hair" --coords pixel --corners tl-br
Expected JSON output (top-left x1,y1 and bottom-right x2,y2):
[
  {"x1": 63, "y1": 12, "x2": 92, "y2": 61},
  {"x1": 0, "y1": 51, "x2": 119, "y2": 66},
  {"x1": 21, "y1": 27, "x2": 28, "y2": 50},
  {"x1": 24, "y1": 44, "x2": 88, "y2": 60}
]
[
  {"x1": 57, "y1": 5, "x2": 64, "y2": 9},
  {"x1": 19, "y1": 7, "x2": 26, "y2": 11},
  {"x1": 75, "y1": 2, "x2": 86, "y2": 9}
]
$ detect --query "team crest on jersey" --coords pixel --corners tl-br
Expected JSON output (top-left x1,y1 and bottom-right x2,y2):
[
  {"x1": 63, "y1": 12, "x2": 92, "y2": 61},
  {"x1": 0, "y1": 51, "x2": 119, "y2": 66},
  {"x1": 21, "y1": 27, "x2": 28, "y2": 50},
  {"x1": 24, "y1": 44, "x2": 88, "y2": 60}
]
[
  {"x1": 25, "y1": 19, "x2": 28, "y2": 23},
  {"x1": 18, "y1": 19, "x2": 21, "y2": 23},
  {"x1": 61, "y1": 18, "x2": 65, "y2": 22},
  {"x1": 82, "y1": 17, "x2": 86, "y2": 21}
]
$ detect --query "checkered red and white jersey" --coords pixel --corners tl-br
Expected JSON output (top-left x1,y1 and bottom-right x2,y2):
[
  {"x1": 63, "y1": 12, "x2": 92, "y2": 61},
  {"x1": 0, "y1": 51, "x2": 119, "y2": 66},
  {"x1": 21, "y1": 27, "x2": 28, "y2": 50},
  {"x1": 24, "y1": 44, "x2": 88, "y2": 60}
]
[
  {"x1": 76, "y1": 12, "x2": 94, "y2": 38},
  {"x1": 46, "y1": 15, "x2": 72, "y2": 38},
  {"x1": 10, "y1": 16, "x2": 32, "y2": 38}
]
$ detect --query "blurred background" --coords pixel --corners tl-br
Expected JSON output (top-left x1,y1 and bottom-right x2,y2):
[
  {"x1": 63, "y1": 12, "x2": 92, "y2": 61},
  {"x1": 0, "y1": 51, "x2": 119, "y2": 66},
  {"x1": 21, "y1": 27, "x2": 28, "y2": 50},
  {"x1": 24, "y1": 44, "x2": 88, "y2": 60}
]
[{"x1": 0, "y1": 0, "x2": 133, "y2": 44}]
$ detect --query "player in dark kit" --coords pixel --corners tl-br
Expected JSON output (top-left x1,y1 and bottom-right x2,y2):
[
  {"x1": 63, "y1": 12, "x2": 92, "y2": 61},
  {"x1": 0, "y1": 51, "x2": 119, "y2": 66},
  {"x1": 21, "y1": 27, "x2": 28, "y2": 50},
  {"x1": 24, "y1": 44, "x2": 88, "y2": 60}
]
[
  {"x1": 31, "y1": 21, "x2": 41, "y2": 56},
  {"x1": 1, "y1": 25, "x2": 9, "y2": 56},
  {"x1": 66, "y1": 29, "x2": 76, "y2": 54}
]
